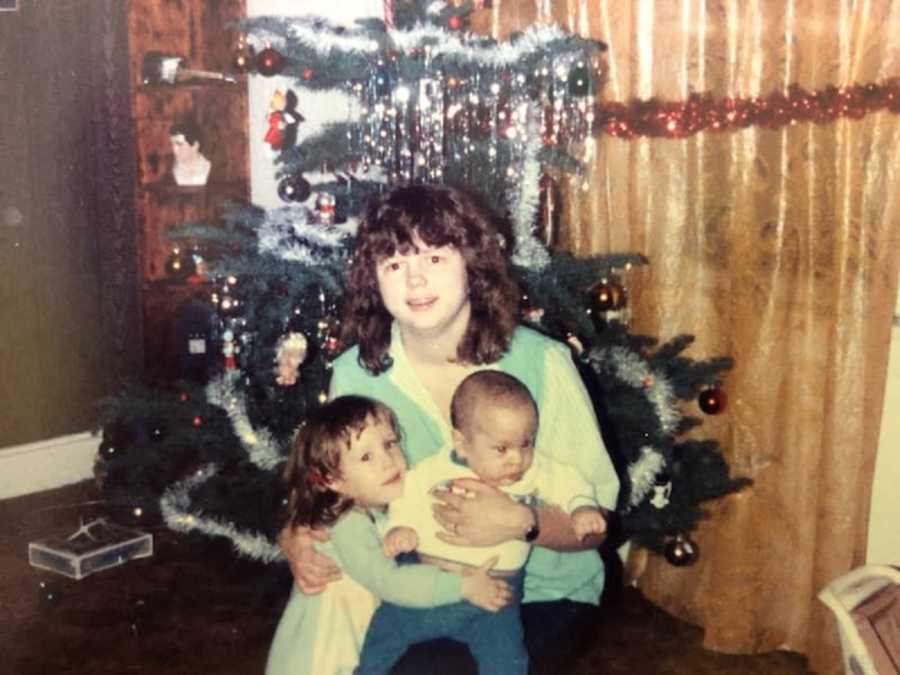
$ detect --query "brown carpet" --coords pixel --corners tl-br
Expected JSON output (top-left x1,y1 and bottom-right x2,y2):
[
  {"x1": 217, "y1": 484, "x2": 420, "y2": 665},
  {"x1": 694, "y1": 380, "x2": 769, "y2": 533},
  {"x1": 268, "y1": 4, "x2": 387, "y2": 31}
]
[{"x1": 1, "y1": 482, "x2": 813, "y2": 674}]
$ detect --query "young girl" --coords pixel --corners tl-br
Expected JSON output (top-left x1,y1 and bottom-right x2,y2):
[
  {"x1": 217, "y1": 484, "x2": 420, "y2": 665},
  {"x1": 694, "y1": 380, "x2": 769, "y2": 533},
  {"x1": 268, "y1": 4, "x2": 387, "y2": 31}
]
[
  {"x1": 283, "y1": 183, "x2": 620, "y2": 674},
  {"x1": 266, "y1": 395, "x2": 511, "y2": 675}
]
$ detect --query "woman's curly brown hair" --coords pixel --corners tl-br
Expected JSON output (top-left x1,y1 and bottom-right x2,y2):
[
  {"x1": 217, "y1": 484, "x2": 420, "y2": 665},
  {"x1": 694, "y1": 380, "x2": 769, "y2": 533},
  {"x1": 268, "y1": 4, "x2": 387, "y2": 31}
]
[
  {"x1": 342, "y1": 184, "x2": 520, "y2": 374},
  {"x1": 283, "y1": 396, "x2": 400, "y2": 530}
]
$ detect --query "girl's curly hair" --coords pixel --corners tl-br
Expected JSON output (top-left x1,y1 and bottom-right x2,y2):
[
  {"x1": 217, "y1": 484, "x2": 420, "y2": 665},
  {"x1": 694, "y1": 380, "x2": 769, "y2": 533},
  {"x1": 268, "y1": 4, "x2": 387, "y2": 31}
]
[
  {"x1": 283, "y1": 396, "x2": 400, "y2": 530},
  {"x1": 341, "y1": 183, "x2": 520, "y2": 374}
]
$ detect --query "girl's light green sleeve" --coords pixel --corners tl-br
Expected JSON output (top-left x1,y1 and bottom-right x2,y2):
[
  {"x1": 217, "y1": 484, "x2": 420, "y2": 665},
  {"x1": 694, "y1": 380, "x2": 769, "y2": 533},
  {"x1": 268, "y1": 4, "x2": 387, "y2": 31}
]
[{"x1": 330, "y1": 510, "x2": 462, "y2": 607}]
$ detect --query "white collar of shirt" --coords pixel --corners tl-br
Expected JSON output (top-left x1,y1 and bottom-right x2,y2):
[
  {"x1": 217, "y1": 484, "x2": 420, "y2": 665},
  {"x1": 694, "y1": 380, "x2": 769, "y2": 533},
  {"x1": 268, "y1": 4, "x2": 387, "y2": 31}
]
[{"x1": 388, "y1": 322, "x2": 453, "y2": 446}]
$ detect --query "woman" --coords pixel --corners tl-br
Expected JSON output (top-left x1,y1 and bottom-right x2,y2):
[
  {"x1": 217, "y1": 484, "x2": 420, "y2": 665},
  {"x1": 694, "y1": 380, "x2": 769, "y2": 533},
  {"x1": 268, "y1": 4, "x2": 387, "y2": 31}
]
[{"x1": 281, "y1": 183, "x2": 619, "y2": 673}]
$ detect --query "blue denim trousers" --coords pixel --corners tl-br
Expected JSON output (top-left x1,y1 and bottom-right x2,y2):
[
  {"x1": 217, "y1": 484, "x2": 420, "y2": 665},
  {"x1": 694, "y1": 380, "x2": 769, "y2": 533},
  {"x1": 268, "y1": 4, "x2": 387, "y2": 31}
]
[{"x1": 355, "y1": 570, "x2": 527, "y2": 675}]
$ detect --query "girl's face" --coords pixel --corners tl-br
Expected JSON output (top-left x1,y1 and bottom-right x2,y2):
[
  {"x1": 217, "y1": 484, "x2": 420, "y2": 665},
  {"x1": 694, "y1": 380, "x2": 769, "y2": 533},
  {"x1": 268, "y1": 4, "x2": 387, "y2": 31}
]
[
  {"x1": 375, "y1": 235, "x2": 470, "y2": 341},
  {"x1": 327, "y1": 416, "x2": 406, "y2": 508}
]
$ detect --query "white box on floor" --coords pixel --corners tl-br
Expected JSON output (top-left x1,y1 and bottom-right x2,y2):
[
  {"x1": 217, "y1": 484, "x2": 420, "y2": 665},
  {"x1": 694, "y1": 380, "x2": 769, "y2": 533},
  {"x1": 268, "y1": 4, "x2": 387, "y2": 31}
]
[{"x1": 28, "y1": 518, "x2": 153, "y2": 580}]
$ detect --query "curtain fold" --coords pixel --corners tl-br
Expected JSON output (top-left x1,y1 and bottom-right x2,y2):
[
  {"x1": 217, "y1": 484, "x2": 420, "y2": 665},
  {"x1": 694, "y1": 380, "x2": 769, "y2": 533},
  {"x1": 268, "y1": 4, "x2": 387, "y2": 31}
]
[{"x1": 477, "y1": 2, "x2": 900, "y2": 672}]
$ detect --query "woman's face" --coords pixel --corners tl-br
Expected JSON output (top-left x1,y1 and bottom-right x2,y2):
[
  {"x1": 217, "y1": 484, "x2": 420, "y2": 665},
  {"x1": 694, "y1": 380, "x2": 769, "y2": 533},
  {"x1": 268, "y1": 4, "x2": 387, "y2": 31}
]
[{"x1": 375, "y1": 235, "x2": 470, "y2": 341}]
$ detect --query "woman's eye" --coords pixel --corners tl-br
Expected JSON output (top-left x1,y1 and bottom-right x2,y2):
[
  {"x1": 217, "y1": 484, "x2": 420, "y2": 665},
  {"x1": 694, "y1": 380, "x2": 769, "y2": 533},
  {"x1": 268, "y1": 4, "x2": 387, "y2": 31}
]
[
  {"x1": 429, "y1": 255, "x2": 442, "y2": 264},
  {"x1": 495, "y1": 446, "x2": 507, "y2": 455},
  {"x1": 360, "y1": 453, "x2": 371, "y2": 462},
  {"x1": 386, "y1": 261, "x2": 402, "y2": 272}
]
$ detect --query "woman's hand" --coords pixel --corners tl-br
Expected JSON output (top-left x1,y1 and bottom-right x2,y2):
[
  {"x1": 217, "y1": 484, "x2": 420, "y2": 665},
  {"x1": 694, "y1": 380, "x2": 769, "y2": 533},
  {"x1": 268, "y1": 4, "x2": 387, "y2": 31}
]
[
  {"x1": 278, "y1": 525, "x2": 342, "y2": 594},
  {"x1": 431, "y1": 478, "x2": 532, "y2": 547},
  {"x1": 460, "y1": 556, "x2": 512, "y2": 612}
]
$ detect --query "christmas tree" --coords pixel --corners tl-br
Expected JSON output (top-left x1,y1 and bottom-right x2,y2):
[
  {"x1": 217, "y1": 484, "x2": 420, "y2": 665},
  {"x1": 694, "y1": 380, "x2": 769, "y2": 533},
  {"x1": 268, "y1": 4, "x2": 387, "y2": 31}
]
[{"x1": 97, "y1": 0, "x2": 748, "y2": 567}]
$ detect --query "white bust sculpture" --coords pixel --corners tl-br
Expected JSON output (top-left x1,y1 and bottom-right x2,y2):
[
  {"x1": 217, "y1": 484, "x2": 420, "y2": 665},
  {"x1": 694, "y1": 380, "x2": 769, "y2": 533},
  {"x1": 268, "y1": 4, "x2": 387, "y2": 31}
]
[{"x1": 170, "y1": 121, "x2": 211, "y2": 186}]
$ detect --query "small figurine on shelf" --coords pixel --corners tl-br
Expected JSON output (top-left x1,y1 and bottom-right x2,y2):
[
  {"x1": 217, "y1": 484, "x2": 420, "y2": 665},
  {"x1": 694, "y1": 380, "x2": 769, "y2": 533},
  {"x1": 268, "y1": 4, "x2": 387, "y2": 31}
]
[
  {"x1": 169, "y1": 118, "x2": 211, "y2": 187},
  {"x1": 264, "y1": 88, "x2": 303, "y2": 151}
]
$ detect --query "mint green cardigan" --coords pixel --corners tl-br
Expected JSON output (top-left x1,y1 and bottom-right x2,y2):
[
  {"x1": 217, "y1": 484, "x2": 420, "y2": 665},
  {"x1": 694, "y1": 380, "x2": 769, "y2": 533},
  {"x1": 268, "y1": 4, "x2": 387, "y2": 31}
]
[{"x1": 330, "y1": 324, "x2": 619, "y2": 605}]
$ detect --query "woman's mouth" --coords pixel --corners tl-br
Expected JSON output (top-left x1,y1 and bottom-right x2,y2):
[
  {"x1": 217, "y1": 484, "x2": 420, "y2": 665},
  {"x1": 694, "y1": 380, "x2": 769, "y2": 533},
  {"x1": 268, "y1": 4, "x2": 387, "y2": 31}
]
[
  {"x1": 383, "y1": 472, "x2": 402, "y2": 486},
  {"x1": 407, "y1": 297, "x2": 437, "y2": 312}
]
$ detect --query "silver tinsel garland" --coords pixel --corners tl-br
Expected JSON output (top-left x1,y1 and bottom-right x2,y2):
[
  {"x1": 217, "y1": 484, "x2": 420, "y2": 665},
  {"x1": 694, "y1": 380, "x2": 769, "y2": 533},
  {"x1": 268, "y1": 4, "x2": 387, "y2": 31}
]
[
  {"x1": 205, "y1": 373, "x2": 283, "y2": 471},
  {"x1": 160, "y1": 464, "x2": 283, "y2": 562}
]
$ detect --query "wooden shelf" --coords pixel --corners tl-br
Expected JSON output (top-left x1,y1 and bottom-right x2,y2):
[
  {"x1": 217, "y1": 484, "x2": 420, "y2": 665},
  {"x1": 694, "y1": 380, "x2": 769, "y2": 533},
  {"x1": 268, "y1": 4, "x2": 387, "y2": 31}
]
[{"x1": 128, "y1": 0, "x2": 248, "y2": 382}]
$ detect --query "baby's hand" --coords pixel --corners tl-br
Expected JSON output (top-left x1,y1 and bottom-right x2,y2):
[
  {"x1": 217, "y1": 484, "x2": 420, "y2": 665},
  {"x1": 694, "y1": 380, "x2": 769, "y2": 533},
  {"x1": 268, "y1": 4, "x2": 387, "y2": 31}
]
[
  {"x1": 461, "y1": 556, "x2": 513, "y2": 613},
  {"x1": 572, "y1": 506, "x2": 607, "y2": 541},
  {"x1": 383, "y1": 527, "x2": 419, "y2": 558}
]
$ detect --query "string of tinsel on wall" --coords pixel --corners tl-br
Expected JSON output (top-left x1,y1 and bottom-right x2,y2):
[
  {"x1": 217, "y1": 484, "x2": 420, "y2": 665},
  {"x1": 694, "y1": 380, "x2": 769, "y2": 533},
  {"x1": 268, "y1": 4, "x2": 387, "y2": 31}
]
[{"x1": 594, "y1": 80, "x2": 900, "y2": 140}]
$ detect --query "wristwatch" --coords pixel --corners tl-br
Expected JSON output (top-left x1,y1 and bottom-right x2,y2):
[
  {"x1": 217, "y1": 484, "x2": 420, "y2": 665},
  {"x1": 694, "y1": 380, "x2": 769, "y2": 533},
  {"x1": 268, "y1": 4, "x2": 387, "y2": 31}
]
[{"x1": 523, "y1": 504, "x2": 540, "y2": 543}]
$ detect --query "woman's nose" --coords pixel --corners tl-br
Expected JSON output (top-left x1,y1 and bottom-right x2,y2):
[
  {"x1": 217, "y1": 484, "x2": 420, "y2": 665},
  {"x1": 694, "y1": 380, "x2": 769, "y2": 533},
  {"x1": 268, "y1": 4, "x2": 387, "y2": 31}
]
[{"x1": 406, "y1": 258, "x2": 426, "y2": 287}]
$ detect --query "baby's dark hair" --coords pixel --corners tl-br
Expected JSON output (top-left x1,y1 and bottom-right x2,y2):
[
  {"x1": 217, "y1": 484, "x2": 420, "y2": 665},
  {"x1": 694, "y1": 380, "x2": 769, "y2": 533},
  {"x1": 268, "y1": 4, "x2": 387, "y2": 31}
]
[
  {"x1": 283, "y1": 395, "x2": 400, "y2": 529},
  {"x1": 450, "y1": 370, "x2": 538, "y2": 434},
  {"x1": 341, "y1": 183, "x2": 520, "y2": 374}
]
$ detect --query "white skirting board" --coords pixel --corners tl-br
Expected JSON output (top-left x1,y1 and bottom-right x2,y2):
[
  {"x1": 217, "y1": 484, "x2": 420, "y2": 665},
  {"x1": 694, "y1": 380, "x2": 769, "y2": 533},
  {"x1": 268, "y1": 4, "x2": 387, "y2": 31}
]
[{"x1": 0, "y1": 432, "x2": 100, "y2": 500}]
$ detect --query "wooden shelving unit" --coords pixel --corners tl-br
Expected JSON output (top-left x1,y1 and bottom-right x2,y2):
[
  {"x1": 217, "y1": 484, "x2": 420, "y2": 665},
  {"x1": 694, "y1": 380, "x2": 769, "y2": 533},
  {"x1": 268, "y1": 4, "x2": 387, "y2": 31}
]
[{"x1": 127, "y1": 0, "x2": 249, "y2": 381}]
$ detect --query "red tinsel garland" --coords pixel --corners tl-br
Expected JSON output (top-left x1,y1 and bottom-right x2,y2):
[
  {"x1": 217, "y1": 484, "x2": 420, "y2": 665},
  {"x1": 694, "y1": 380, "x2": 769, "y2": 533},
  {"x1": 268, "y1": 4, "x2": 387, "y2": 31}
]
[{"x1": 594, "y1": 80, "x2": 900, "y2": 139}]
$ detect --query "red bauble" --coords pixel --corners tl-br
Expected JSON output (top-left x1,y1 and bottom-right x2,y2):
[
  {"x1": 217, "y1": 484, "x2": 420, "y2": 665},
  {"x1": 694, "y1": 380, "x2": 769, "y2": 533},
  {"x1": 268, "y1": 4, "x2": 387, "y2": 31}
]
[
  {"x1": 233, "y1": 44, "x2": 256, "y2": 73},
  {"x1": 698, "y1": 386, "x2": 727, "y2": 415},
  {"x1": 256, "y1": 46, "x2": 285, "y2": 77},
  {"x1": 664, "y1": 534, "x2": 699, "y2": 566},
  {"x1": 448, "y1": 15, "x2": 463, "y2": 30}
]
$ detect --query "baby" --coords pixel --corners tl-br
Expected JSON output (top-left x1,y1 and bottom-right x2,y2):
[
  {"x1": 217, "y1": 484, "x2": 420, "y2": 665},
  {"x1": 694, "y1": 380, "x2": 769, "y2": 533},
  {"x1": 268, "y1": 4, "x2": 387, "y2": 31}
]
[{"x1": 354, "y1": 370, "x2": 606, "y2": 675}]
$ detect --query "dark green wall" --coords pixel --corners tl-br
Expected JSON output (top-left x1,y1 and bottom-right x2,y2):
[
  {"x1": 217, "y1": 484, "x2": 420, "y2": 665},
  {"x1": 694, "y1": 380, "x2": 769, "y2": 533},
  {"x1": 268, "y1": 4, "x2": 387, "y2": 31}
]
[{"x1": 0, "y1": 0, "x2": 141, "y2": 447}]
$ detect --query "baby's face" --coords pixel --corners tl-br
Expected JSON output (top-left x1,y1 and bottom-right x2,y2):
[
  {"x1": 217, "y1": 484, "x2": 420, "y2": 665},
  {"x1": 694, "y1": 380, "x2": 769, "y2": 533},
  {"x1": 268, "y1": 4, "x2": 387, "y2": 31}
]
[{"x1": 452, "y1": 401, "x2": 537, "y2": 487}]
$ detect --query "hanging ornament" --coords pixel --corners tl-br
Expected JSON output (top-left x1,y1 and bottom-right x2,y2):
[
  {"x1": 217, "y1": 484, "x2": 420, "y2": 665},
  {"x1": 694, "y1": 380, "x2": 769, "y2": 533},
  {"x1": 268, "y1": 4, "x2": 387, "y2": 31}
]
[
  {"x1": 567, "y1": 61, "x2": 592, "y2": 97},
  {"x1": 314, "y1": 192, "x2": 337, "y2": 226},
  {"x1": 324, "y1": 331, "x2": 342, "y2": 355},
  {"x1": 222, "y1": 329, "x2": 237, "y2": 370},
  {"x1": 264, "y1": 88, "x2": 303, "y2": 150},
  {"x1": 664, "y1": 534, "x2": 699, "y2": 566},
  {"x1": 447, "y1": 15, "x2": 463, "y2": 31},
  {"x1": 256, "y1": 45, "x2": 285, "y2": 77},
  {"x1": 274, "y1": 332, "x2": 309, "y2": 386},
  {"x1": 189, "y1": 245, "x2": 206, "y2": 281},
  {"x1": 232, "y1": 36, "x2": 255, "y2": 73},
  {"x1": 537, "y1": 174, "x2": 561, "y2": 249},
  {"x1": 698, "y1": 386, "x2": 727, "y2": 415},
  {"x1": 649, "y1": 473, "x2": 672, "y2": 509},
  {"x1": 277, "y1": 174, "x2": 311, "y2": 203},
  {"x1": 165, "y1": 246, "x2": 195, "y2": 281},
  {"x1": 592, "y1": 276, "x2": 627, "y2": 312},
  {"x1": 319, "y1": 318, "x2": 343, "y2": 356}
]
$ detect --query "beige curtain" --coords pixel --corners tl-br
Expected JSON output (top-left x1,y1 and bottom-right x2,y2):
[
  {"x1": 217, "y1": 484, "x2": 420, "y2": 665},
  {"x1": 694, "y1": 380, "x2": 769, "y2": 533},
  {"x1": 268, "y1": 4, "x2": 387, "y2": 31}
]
[{"x1": 475, "y1": 2, "x2": 900, "y2": 673}]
